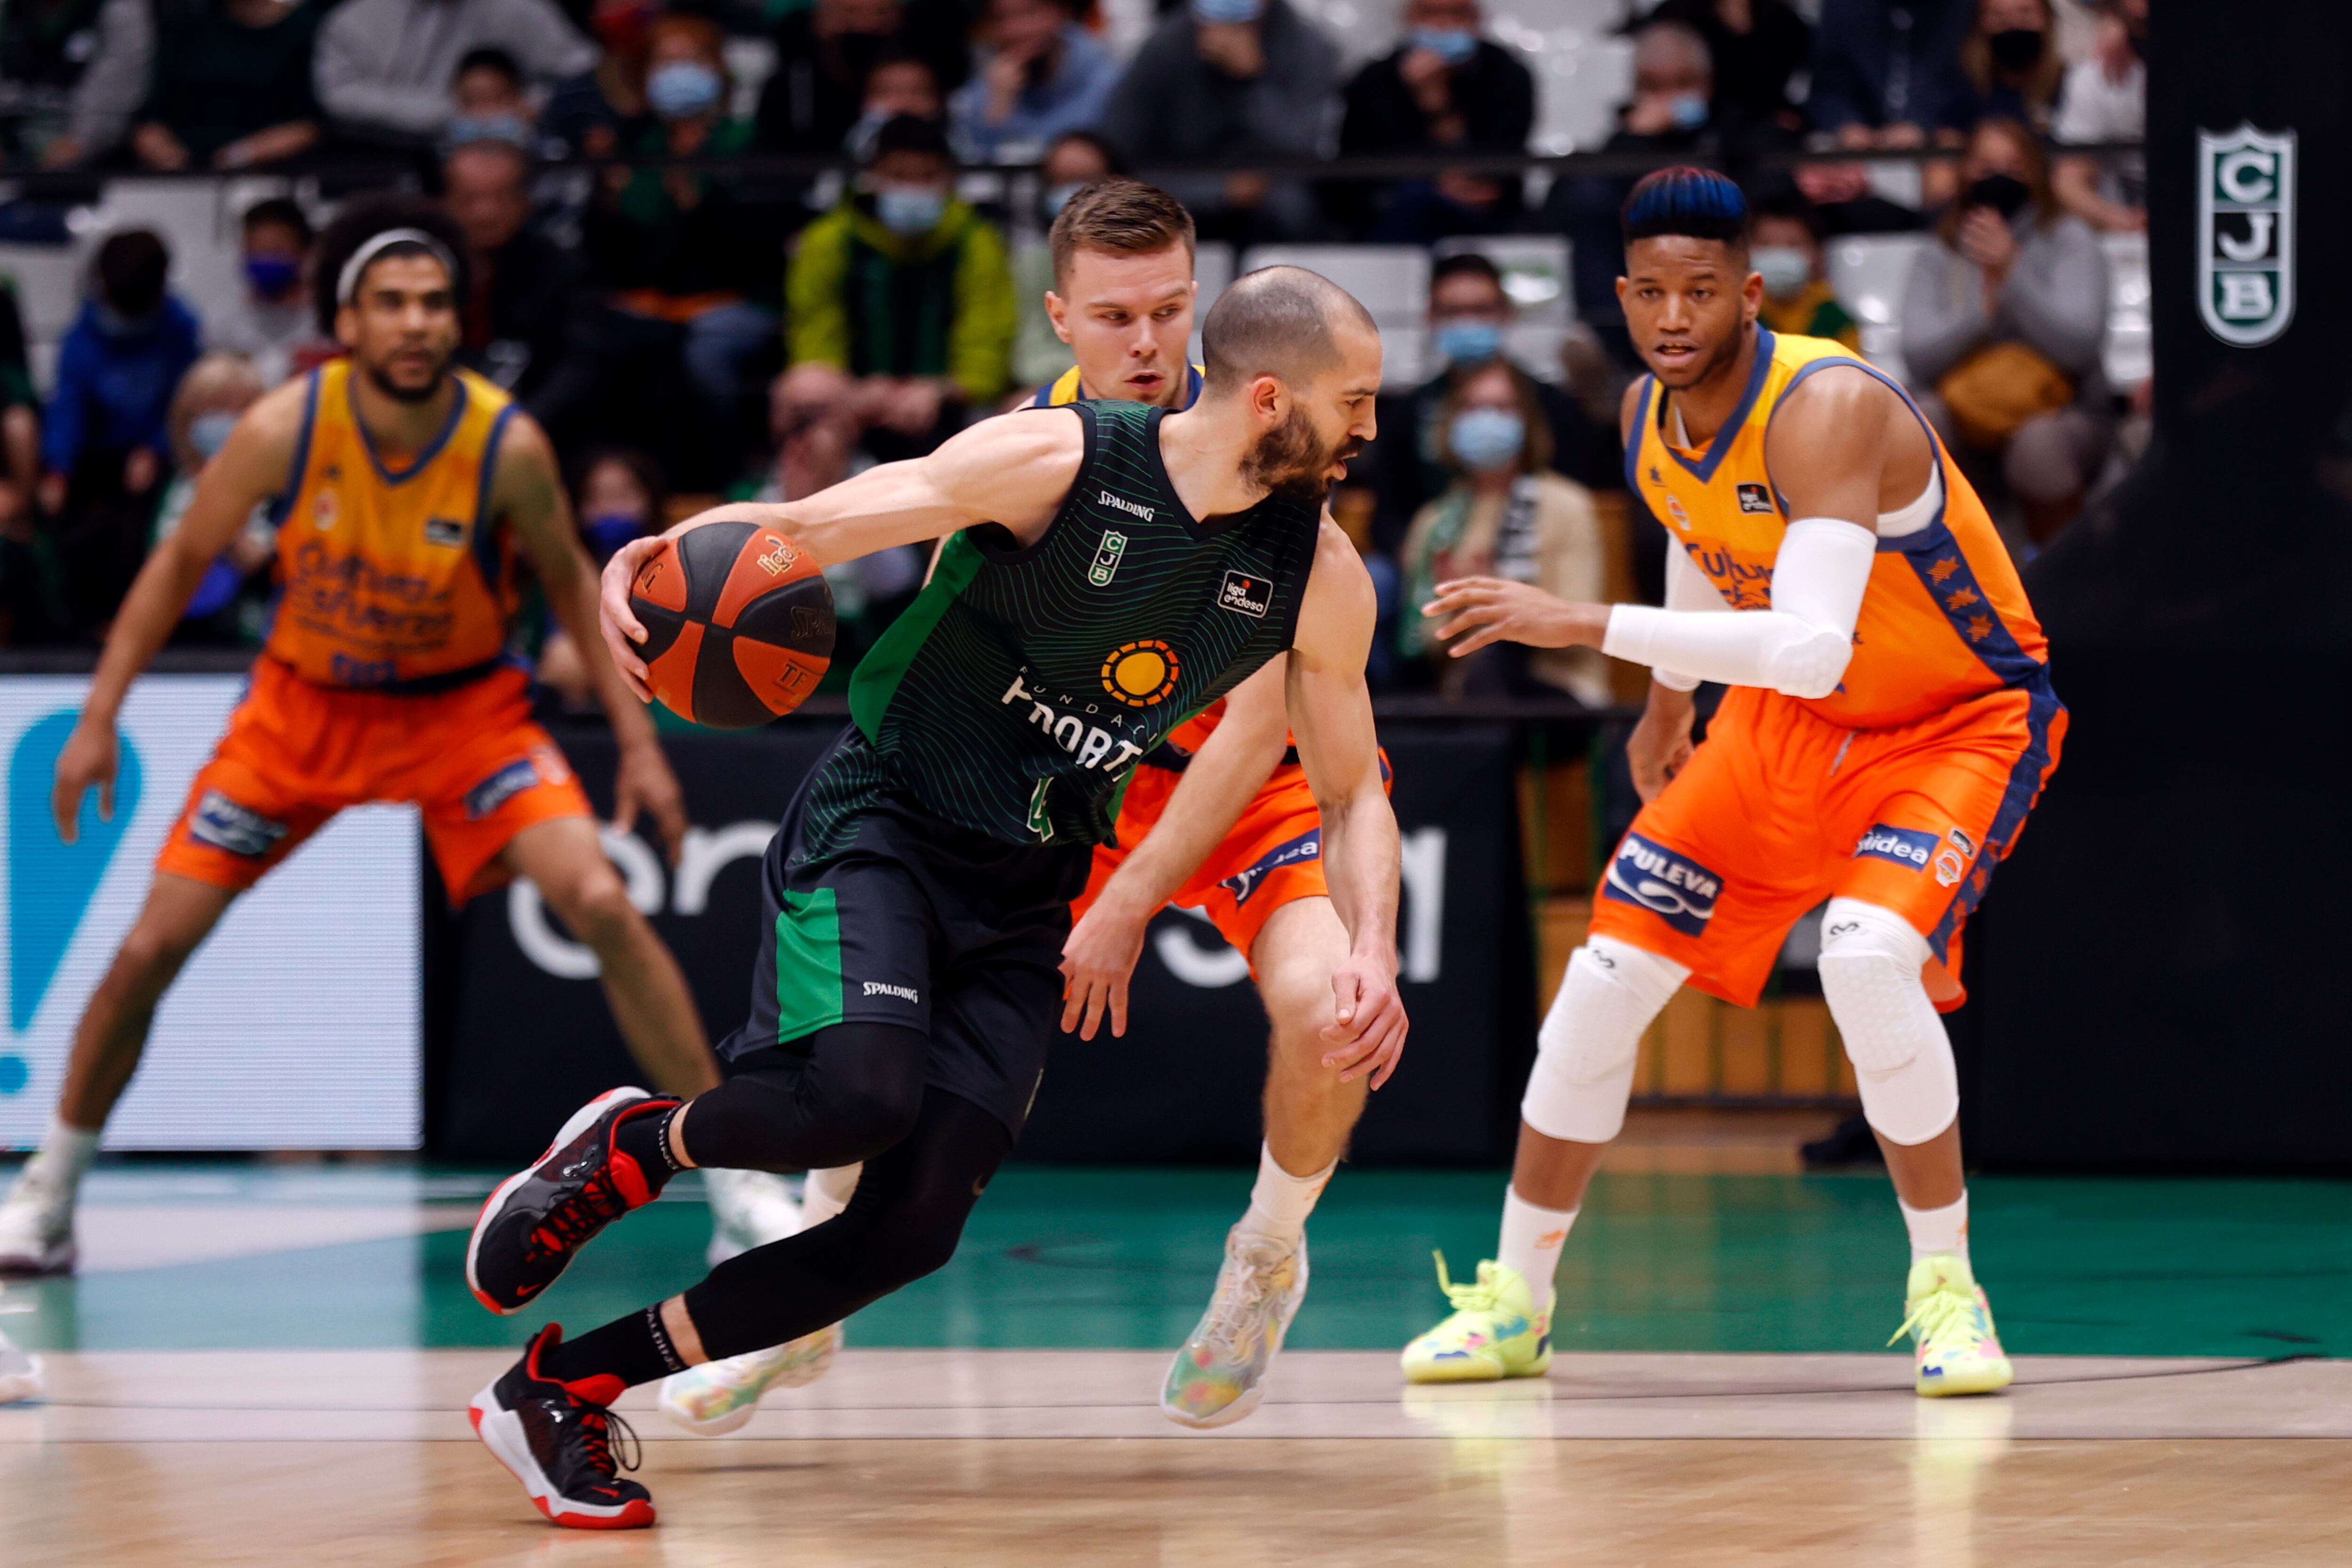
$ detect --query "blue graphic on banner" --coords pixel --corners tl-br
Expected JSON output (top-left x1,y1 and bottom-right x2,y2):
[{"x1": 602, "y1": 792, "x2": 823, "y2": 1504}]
[{"x1": 10, "y1": 710, "x2": 143, "y2": 1033}]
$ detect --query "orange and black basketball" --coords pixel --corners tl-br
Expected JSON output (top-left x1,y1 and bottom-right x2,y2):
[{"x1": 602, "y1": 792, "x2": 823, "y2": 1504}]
[{"x1": 628, "y1": 523, "x2": 834, "y2": 728}]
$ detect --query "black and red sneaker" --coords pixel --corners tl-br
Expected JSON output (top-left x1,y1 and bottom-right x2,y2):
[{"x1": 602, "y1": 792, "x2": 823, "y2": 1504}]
[
  {"x1": 467, "y1": 1087, "x2": 678, "y2": 1314},
  {"x1": 470, "y1": 1323, "x2": 655, "y2": 1529}
]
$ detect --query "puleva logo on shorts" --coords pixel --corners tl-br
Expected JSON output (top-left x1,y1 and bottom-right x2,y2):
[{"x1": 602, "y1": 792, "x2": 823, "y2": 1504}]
[
  {"x1": 1852, "y1": 823, "x2": 1939, "y2": 872},
  {"x1": 189, "y1": 790, "x2": 289, "y2": 857},
  {"x1": 1218, "y1": 828, "x2": 1321, "y2": 906},
  {"x1": 1601, "y1": 832, "x2": 1720, "y2": 937},
  {"x1": 2199, "y1": 124, "x2": 2296, "y2": 347},
  {"x1": 9, "y1": 710, "x2": 144, "y2": 1035}
]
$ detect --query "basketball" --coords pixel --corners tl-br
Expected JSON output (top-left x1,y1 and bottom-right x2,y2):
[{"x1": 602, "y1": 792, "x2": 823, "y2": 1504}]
[{"x1": 627, "y1": 522, "x2": 834, "y2": 728}]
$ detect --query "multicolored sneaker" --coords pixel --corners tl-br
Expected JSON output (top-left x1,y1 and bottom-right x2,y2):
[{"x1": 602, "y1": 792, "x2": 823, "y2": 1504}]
[
  {"x1": 1399, "y1": 1255, "x2": 1553, "y2": 1384},
  {"x1": 658, "y1": 1324, "x2": 845, "y2": 1435},
  {"x1": 1160, "y1": 1229, "x2": 1308, "y2": 1429},
  {"x1": 1893, "y1": 1252, "x2": 2012, "y2": 1398},
  {"x1": 469, "y1": 1324, "x2": 655, "y2": 1529},
  {"x1": 467, "y1": 1088, "x2": 677, "y2": 1314},
  {"x1": 703, "y1": 1167, "x2": 803, "y2": 1267}
]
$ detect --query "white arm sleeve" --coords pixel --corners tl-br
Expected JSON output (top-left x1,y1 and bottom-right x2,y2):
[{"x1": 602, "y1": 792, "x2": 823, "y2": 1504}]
[
  {"x1": 1649, "y1": 546, "x2": 1727, "y2": 692},
  {"x1": 1602, "y1": 518, "x2": 1877, "y2": 700}
]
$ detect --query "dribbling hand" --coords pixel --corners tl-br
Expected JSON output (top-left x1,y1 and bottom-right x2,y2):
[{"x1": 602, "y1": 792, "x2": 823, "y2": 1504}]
[{"x1": 598, "y1": 536, "x2": 665, "y2": 702}]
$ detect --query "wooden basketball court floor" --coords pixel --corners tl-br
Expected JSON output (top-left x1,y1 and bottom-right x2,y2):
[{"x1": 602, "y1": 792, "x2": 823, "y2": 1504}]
[{"x1": 4, "y1": 1115, "x2": 2350, "y2": 1565}]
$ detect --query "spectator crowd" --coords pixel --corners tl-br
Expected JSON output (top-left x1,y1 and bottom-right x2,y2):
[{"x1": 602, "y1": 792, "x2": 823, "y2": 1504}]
[{"x1": 0, "y1": 0, "x2": 2145, "y2": 696}]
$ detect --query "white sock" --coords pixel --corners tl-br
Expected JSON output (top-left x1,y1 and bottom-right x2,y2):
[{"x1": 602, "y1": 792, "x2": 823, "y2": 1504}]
[
  {"x1": 1496, "y1": 1187, "x2": 1577, "y2": 1303},
  {"x1": 1234, "y1": 1143, "x2": 1333, "y2": 1250},
  {"x1": 802, "y1": 1164, "x2": 859, "y2": 1226},
  {"x1": 28, "y1": 1119, "x2": 98, "y2": 1194},
  {"x1": 1899, "y1": 1191, "x2": 1970, "y2": 1264}
]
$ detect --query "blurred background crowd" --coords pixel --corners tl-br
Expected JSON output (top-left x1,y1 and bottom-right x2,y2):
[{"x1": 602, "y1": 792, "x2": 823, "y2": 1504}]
[{"x1": 0, "y1": 0, "x2": 2146, "y2": 708}]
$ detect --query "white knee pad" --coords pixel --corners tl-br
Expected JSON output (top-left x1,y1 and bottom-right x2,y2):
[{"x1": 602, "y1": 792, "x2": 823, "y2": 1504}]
[
  {"x1": 1521, "y1": 935, "x2": 1687, "y2": 1144},
  {"x1": 1816, "y1": 898, "x2": 1958, "y2": 1146}
]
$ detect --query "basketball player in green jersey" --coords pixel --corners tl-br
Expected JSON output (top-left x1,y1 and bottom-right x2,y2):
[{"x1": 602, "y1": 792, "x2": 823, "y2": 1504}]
[
  {"x1": 461, "y1": 265, "x2": 1402, "y2": 1529},
  {"x1": 659, "y1": 180, "x2": 1403, "y2": 1438}
]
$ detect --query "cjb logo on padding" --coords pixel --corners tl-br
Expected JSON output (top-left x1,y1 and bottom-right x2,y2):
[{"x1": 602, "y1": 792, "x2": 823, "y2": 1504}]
[{"x1": 2199, "y1": 124, "x2": 2296, "y2": 347}]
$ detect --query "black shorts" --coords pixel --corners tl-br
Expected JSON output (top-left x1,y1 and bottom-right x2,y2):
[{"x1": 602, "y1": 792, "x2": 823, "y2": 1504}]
[{"x1": 716, "y1": 728, "x2": 1093, "y2": 1136}]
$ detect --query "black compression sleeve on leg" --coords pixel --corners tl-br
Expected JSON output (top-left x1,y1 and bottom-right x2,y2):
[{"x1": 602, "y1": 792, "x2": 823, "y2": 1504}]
[
  {"x1": 680, "y1": 1089, "x2": 1012, "y2": 1360},
  {"x1": 676, "y1": 1022, "x2": 928, "y2": 1173}
]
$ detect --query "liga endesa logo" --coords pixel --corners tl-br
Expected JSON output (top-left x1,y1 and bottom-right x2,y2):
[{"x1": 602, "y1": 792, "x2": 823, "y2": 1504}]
[{"x1": 6, "y1": 711, "x2": 145, "y2": 1091}]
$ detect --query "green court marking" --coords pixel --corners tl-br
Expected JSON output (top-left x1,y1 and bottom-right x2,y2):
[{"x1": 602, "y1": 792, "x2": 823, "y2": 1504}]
[{"x1": 5, "y1": 1168, "x2": 2349, "y2": 1359}]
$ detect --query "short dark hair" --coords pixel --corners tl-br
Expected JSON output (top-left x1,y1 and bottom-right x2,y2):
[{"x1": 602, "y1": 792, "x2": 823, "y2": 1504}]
[
  {"x1": 1202, "y1": 265, "x2": 1376, "y2": 393},
  {"x1": 1621, "y1": 166, "x2": 1749, "y2": 254},
  {"x1": 1048, "y1": 178, "x2": 1195, "y2": 286},
  {"x1": 455, "y1": 46, "x2": 523, "y2": 88},
  {"x1": 240, "y1": 197, "x2": 313, "y2": 249},
  {"x1": 95, "y1": 229, "x2": 169, "y2": 318},
  {"x1": 870, "y1": 112, "x2": 951, "y2": 165},
  {"x1": 572, "y1": 446, "x2": 668, "y2": 524},
  {"x1": 1430, "y1": 251, "x2": 1504, "y2": 295},
  {"x1": 312, "y1": 197, "x2": 472, "y2": 334}
]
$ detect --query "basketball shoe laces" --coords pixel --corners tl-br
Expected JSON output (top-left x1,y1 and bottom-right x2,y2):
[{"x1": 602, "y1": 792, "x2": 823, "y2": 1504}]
[
  {"x1": 527, "y1": 1166, "x2": 637, "y2": 1263},
  {"x1": 568, "y1": 1402, "x2": 644, "y2": 1487},
  {"x1": 1889, "y1": 1277, "x2": 1982, "y2": 1353},
  {"x1": 1200, "y1": 1240, "x2": 1291, "y2": 1361},
  {"x1": 1430, "y1": 1251, "x2": 1499, "y2": 1315}
]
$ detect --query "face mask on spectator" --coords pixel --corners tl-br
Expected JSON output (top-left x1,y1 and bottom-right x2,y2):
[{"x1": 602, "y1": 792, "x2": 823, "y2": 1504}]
[
  {"x1": 447, "y1": 113, "x2": 532, "y2": 151},
  {"x1": 1041, "y1": 182, "x2": 1085, "y2": 223},
  {"x1": 581, "y1": 512, "x2": 647, "y2": 563},
  {"x1": 875, "y1": 184, "x2": 948, "y2": 236},
  {"x1": 1752, "y1": 246, "x2": 1812, "y2": 301},
  {"x1": 245, "y1": 255, "x2": 300, "y2": 300},
  {"x1": 188, "y1": 411, "x2": 239, "y2": 461},
  {"x1": 1986, "y1": 27, "x2": 2045, "y2": 71},
  {"x1": 1433, "y1": 319, "x2": 1503, "y2": 367},
  {"x1": 1450, "y1": 407, "x2": 1524, "y2": 472},
  {"x1": 1408, "y1": 27, "x2": 1478, "y2": 65},
  {"x1": 1968, "y1": 172, "x2": 2031, "y2": 221},
  {"x1": 647, "y1": 61, "x2": 724, "y2": 121},
  {"x1": 1669, "y1": 93, "x2": 1708, "y2": 132},
  {"x1": 1192, "y1": 0, "x2": 1264, "y2": 24}
]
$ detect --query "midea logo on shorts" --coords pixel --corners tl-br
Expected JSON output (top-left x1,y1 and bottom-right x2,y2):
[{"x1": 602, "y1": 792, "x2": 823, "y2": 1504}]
[{"x1": 509, "y1": 820, "x2": 775, "y2": 978}]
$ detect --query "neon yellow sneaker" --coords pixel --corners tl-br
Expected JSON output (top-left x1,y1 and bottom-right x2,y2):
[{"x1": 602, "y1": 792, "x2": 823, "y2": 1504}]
[
  {"x1": 656, "y1": 1323, "x2": 843, "y2": 1435},
  {"x1": 1400, "y1": 1254, "x2": 1553, "y2": 1384},
  {"x1": 1893, "y1": 1253, "x2": 2012, "y2": 1397}
]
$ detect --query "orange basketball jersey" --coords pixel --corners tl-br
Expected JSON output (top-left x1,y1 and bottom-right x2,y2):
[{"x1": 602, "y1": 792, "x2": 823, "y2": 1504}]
[
  {"x1": 1628, "y1": 330, "x2": 2050, "y2": 729},
  {"x1": 266, "y1": 360, "x2": 524, "y2": 689}
]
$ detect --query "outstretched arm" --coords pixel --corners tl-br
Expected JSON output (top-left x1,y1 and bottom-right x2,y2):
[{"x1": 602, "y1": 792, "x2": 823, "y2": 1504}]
[
  {"x1": 496, "y1": 414, "x2": 688, "y2": 861},
  {"x1": 1287, "y1": 521, "x2": 1406, "y2": 1089},
  {"x1": 1059, "y1": 657, "x2": 1293, "y2": 1041},
  {"x1": 50, "y1": 381, "x2": 302, "y2": 841},
  {"x1": 599, "y1": 410, "x2": 1084, "y2": 696},
  {"x1": 1422, "y1": 369, "x2": 1894, "y2": 701}
]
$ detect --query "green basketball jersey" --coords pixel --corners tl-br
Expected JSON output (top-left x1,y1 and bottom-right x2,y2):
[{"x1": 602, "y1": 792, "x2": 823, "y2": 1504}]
[{"x1": 809, "y1": 399, "x2": 1324, "y2": 850}]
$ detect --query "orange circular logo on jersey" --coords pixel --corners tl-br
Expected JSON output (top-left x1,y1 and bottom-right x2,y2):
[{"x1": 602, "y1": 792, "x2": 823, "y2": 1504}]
[{"x1": 1101, "y1": 640, "x2": 1180, "y2": 708}]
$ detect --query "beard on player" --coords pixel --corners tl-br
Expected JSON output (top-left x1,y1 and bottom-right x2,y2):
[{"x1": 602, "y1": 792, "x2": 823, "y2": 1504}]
[
  {"x1": 1244, "y1": 404, "x2": 1364, "y2": 503},
  {"x1": 359, "y1": 337, "x2": 456, "y2": 405}
]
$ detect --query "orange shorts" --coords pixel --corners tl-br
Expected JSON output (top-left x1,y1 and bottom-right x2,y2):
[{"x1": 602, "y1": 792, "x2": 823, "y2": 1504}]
[
  {"x1": 1589, "y1": 677, "x2": 2065, "y2": 1011},
  {"x1": 157, "y1": 658, "x2": 593, "y2": 902},
  {"x1": 1076, "y1": 762, "x2": 1329, "y2": 963}
]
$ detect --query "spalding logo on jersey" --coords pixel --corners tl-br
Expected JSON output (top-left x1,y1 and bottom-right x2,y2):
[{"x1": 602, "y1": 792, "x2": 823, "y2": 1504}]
[{"x1": 1602, "y1": 831, "x2": 1721, "y2": 936}]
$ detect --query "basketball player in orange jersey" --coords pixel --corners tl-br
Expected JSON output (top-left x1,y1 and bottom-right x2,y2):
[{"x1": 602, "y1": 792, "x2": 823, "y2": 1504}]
[
  {"x1": 656, "y1": 181, "x2": 1399, "y2": 1437},
  {"x1": 0, "y1": 200, "x2": 793, "y2": 1282},
  {"x1": 1406, "y1": 168, "x2": 2064, "y2": 1396}
]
